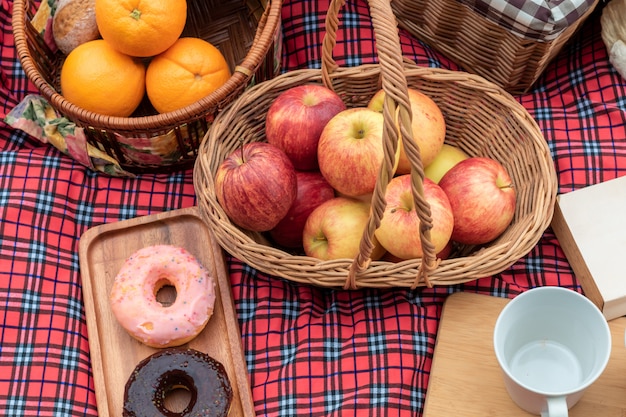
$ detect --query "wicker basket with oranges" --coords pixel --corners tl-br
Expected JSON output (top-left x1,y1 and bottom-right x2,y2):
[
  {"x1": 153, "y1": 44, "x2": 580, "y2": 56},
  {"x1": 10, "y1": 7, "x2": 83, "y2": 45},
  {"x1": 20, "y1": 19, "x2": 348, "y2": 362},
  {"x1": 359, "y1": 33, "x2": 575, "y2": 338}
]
[{"x1": 12, "y1": 0, "x2": 282, "y2": 174}]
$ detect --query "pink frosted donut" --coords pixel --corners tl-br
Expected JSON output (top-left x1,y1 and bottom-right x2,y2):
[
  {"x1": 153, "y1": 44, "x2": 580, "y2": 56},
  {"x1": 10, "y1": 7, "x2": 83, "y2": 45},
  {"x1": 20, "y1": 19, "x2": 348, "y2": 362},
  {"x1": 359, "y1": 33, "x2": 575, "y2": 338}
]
[{"x1": 110, "y1": 245, "x2": 216, "y2": 348}]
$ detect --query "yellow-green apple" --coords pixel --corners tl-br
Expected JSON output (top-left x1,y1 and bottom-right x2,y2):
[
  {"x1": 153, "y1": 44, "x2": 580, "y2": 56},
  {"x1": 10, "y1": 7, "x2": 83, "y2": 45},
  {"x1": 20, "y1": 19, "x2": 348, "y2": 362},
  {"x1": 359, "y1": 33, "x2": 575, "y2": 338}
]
[
  {"x1": 382, "y1": 238, "x2": 454, "y2": 262},
  {"x1": 367, "y1": 87, "x2": 446, "y2": 175},
  {"x1": 215, "y1": 142, "x2": 297, "y2": 232},
  {"x1": 375, "y1": 174, "x2": 454, "y2": 260},
  {"x1": 438, "y1": 156, "x2": 516, "y2": 245},
  {"x1": 436, "y1": 239, "x2": 454, "y2": 260},
  {"x1": 317, "y1": 107, "x2": 390, "y2": 197},
  {"x1": 302, "y1": 196, "x2": 386, "y2": 261},
  {"x1": 269, "y1": 170, "x2": 336, "y2": 248},
  {"x1": 265, "y1": 84, "x2": 346, "y2": 171},
  {"x1": 424, "y1": 143, "x2": 470, "y2": 183}
]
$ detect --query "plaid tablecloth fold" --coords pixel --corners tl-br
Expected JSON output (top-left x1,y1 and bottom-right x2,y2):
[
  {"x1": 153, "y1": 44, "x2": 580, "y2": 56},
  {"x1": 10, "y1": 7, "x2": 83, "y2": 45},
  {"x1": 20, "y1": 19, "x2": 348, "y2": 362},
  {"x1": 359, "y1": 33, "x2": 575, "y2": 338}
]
[{"x1": 1, "y1": 0, "x2": 625, "y2": 416}]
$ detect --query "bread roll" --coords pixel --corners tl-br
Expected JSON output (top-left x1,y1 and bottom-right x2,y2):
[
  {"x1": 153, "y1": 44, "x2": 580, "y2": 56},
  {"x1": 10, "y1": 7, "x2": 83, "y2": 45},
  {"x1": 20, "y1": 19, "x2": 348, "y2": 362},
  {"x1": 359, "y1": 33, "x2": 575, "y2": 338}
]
[{"x1": 52, "y1": 0, "x2": 100, "y2": 55}]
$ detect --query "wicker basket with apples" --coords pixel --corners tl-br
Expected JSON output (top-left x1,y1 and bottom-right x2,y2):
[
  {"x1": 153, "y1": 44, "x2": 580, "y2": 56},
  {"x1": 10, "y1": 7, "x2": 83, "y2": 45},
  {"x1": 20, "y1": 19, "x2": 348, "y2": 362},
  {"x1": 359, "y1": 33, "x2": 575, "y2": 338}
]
[{"x1": 193, "y1": 0, "x2": 558, "y2": 289}]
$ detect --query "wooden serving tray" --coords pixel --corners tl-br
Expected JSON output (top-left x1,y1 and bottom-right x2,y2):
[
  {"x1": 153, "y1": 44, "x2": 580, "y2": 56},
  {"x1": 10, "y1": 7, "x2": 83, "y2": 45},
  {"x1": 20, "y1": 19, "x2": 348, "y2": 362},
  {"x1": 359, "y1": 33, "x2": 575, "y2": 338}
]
[
  {"x1": 424, "y1": 292, "x2": 626, "y2": 416},
  {"x1": 78, "y1": 206, "x2": 255, "y2": 417}
]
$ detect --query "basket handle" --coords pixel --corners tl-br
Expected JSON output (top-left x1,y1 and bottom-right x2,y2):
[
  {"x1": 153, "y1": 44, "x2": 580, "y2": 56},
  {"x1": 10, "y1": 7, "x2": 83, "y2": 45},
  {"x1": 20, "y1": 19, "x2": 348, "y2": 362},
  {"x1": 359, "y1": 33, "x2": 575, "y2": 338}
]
[{"x1": 321, "y1": 0, "x2": 439, "y2": 290}]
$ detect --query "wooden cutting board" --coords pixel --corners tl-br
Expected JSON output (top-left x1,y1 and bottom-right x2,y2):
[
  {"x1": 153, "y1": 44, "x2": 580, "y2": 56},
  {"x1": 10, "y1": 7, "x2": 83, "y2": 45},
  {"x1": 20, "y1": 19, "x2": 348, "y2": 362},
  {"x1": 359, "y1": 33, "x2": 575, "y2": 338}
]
[
  {"x1": 78, "y1": 206, "x2": 256, "y2": 417},
  {"x1": 423, "y1": 292, "x2": 626, "y2": 416}
]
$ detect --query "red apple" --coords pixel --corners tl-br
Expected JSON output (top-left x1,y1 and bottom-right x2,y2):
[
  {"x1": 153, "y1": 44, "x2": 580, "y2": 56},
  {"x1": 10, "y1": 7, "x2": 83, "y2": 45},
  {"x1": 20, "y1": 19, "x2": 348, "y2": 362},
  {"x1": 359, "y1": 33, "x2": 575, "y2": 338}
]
[
  {"x1": 375, "y1": 175, "x2": 454, "y2": 260},
  {"x1": 368, "y1": 87, "x2": 446, "y2": 175},
  {"x1": 317, "y1": 107, "x2": 390, "y2": 197},
  {"x1": 438, "y1": 156, "x2": 516, "y2": 245},
  {"x1": 424, "y1": 143, "x2": 470, "y2": 183},
  {"x1": 269, "y1": 170, "x2": 336, "y2": 248},
  {"x1": 302, "y1": 196, "x2": 386, "y2": 261},
  {"x1": 215, "y1": 142, "x2": 297, "y2": 232},
  {"x1": 265, "y1": 84, "x2": 346, "y2": 171}
]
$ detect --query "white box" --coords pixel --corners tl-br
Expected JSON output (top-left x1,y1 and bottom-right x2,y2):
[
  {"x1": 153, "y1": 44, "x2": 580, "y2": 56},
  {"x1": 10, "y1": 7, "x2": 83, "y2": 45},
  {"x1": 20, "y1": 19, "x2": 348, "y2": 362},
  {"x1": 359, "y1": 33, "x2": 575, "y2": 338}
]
[{"x1": 551, "y1": 175, "x2": 626, "y2": 320}]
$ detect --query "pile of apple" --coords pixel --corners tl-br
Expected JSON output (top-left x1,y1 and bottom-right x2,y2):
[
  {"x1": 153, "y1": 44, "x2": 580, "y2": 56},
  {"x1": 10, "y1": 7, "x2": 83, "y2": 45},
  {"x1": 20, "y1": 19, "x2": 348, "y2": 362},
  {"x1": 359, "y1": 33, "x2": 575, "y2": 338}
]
[{"x1": 214, "y1": 84, "x2": 516, "y2": 262}]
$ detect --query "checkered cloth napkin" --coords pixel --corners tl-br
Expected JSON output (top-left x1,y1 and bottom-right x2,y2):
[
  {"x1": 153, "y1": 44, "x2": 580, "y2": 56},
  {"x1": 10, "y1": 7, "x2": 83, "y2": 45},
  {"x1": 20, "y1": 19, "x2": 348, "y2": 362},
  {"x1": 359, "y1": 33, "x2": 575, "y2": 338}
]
[
  {"x1": 1, "y1": 0, "x2": 625, "y2": 416},
  {"x1": 458, "y1": 0, "x2": 597, "y2": 40}
]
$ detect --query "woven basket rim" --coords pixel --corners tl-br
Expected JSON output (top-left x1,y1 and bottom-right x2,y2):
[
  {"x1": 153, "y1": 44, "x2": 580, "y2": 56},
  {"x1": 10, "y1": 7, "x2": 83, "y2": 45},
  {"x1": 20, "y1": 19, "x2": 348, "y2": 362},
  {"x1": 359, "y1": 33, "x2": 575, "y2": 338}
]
[
  {"x1": 11, "y1": 0, "x2": 282, "y2": 131},
  {"x1": 193, "y1": 62, "x2": 559, "y2": 290}
]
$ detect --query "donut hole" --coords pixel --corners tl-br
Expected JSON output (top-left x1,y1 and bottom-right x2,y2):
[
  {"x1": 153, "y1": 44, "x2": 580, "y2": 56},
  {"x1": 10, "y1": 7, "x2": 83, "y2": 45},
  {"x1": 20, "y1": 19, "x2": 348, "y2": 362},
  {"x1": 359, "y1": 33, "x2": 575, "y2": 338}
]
[
  {"x1": 156, "y1": 370, "x2": 197, "y2": 416},
  {"x1": 163, "y1": 386, "x2": 192, "y2": 414},
  {"x1": 154, "y1": 277, "x2": 177, "y2": 307}
]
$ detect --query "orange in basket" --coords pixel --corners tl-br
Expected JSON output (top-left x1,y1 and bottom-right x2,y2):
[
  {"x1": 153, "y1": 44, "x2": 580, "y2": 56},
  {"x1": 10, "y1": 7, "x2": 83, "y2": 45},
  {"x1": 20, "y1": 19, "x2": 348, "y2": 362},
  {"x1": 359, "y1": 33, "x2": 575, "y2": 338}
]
[
  {"x1": 95, "y1": 0, "x2": 187, "y2": 57},
  {"x1": 60, "y1": 39, "x2": 146, "y2": 117},
  {"x1": 145, "y1": 37, "x2": 231, "y2": 114}
]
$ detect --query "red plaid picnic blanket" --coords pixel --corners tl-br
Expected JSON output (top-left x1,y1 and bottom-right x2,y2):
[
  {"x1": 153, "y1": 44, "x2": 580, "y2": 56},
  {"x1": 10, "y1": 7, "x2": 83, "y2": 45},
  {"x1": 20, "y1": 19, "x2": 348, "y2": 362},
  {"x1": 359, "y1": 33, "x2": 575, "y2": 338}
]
[{"x1": 1, "y1": 0, "x2": 625, "y2": 416}]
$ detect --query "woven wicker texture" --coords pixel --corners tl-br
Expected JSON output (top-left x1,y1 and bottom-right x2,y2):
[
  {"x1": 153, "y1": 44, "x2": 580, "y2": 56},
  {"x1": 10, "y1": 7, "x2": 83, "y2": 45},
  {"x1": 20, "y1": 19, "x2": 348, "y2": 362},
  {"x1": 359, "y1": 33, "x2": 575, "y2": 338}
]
[
  {"x1": 12, "y1": 0, "x2": 282, "y2": 174},
  {"x1": 194, "y1": 0, "x2": 558, "y2": 290},
  {"x1": 391, "y1": 0, "x2": 599, "y2": 94}
]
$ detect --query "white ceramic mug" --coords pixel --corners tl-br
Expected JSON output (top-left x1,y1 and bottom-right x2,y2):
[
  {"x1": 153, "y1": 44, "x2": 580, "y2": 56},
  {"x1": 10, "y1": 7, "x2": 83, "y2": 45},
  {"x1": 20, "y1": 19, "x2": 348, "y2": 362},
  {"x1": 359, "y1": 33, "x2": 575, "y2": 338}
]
[{"x1": 493, "y1": 286, "x2": 611, "y2": 416}]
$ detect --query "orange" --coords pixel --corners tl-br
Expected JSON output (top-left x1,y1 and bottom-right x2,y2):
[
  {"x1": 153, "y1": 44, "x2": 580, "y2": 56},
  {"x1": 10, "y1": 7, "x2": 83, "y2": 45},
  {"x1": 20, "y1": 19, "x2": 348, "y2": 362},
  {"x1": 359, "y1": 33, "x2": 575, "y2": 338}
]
[
  {"x1": 60, "y1": 39, "x2": 146, "y2": 117},
  {"x1": 95, "y1": 0, "x2": 187, "y2": 57},
  {"x1": 145, "y1": 37, "x2": 231, "y2": 114}
]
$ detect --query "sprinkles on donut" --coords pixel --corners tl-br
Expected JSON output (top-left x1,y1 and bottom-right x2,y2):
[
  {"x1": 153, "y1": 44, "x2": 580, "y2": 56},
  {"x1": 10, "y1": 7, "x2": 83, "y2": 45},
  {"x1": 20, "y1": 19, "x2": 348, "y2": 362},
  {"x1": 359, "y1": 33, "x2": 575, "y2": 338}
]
[{"x1": 110, "y1": 245, "x2": 216, "y2": 348}]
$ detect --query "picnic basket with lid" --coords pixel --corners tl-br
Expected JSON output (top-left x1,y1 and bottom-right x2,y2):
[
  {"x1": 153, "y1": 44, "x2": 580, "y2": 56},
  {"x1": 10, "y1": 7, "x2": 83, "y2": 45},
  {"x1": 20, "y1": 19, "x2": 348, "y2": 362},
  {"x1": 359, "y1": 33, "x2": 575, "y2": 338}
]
[
  {"x1": 193, "y1": 0, "x2": 558, "y2": 290},
  {"x1": 390, "y1": 0, "x2": 600, "y2": 94},
  {"x1": 11, "y1": 0, "x2": 282, "y2": 175}
]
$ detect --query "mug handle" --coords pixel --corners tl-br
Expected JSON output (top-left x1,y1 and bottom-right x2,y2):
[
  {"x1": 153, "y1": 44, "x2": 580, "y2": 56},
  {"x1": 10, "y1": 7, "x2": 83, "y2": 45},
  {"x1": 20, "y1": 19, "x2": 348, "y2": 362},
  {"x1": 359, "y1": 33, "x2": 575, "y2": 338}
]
[{"x1": 541, "y1": 396, "x2": 568, "y2": 417}]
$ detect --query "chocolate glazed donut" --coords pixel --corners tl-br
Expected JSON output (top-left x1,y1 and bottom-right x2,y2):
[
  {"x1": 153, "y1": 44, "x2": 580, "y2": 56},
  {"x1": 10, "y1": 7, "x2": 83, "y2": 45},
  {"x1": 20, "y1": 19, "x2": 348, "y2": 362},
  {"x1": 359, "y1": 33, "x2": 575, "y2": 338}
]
[{"x1": 123, "y1": 348, "x2": 233, "y2": 417}]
